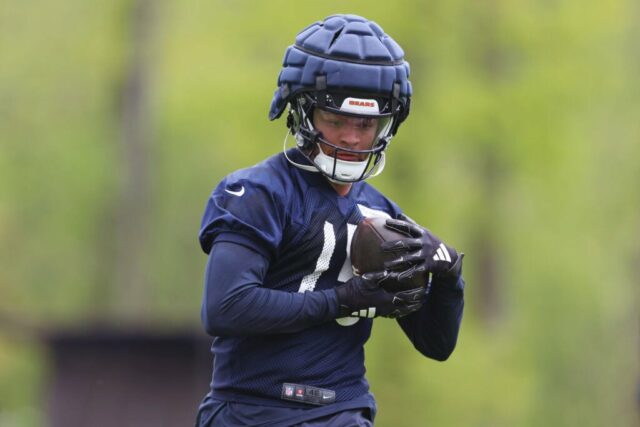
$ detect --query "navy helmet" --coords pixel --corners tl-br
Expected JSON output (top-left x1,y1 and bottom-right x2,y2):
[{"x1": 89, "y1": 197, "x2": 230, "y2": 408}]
[{"x1": 270, "y1": 14, "x2": 412, "y2": 183}]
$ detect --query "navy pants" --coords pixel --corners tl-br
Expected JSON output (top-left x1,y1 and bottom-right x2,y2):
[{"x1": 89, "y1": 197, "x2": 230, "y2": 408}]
[
  {"x1": 196, "y1": 398, "x2": 374, "y2": 427},
  {"x1": 296, "y1": 409, "x2": 373, "y2": 426}
]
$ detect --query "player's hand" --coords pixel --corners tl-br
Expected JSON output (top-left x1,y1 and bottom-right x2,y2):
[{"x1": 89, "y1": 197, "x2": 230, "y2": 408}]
[
  {"x1": 382, "y1": 219, "x2": 463, "y2": 280},
  {"x1": 334, "y1": 271, "x2": 426, "y2": 319}
]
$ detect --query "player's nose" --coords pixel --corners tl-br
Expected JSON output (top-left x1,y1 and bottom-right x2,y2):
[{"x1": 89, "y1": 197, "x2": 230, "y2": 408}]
[{"x1": 339, "y1": 126, "x2": 361, "y2": 147}]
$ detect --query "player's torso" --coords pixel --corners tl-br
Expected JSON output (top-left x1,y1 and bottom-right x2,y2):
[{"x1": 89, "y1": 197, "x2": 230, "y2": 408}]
[{"x1": 212, "y1": 152, "x2": 400, "y2": 403}]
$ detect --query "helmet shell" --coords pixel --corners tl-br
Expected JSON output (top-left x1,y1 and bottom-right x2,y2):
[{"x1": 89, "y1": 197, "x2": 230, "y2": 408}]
[{"x1": 269, "y1": 14, "x2": 412, "y2": 121}]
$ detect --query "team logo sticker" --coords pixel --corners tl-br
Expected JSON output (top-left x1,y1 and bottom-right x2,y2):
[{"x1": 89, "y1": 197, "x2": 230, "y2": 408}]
[{"x1": 340, "y1": 97, "x2": 379, "y2": 115}]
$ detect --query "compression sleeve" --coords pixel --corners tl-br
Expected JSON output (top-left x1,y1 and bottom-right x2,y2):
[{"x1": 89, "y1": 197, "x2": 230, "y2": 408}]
[
  {"x1": 395, "y1": 276, "x2": 465, "y2": 361},
  {"x1": 201, "y1": 241, "x2": 340, "y2": 337}
]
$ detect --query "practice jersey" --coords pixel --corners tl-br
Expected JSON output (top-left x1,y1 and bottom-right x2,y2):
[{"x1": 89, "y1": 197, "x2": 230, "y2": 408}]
[{"x1": 198, "y1": 149, "x2": 403, "y2": 408}]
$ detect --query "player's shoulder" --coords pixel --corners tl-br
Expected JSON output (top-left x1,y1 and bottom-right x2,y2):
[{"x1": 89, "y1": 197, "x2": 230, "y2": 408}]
[
  {"x1": 199, "y1": 153, "x2": 295, "y2": 255},
  {"x1": 210, "y1": 152, "x2": 295, "y2": 201}
]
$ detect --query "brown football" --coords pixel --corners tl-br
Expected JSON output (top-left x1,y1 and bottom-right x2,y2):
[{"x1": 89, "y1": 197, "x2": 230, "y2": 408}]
[{"x1": 350, "y1": 217, "x2": 427, "y2": 291}]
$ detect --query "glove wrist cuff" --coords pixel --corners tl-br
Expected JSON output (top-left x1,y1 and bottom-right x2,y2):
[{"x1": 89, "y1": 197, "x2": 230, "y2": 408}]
[
  {"x1": 334, "y1": 285, "x2": 353, "y2": 316},
  {"x1": 433, "y1": 253, "x2": 464, "y2": 283},
  {"x1": 337, "y1": 304, "x2": 352, "y2": 317}
]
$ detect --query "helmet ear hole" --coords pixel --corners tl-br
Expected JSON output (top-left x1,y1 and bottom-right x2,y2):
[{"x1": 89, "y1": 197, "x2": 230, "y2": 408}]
[{"x1": 287, "y1": 109, "x2": 300, "y2": 132}]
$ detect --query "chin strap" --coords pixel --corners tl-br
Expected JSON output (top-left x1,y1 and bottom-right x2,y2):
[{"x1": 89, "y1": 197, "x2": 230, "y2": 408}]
[
  {"x1": 283, "y1": 131, "x2": 320, "y2": 173},
  {"x1": 369, "y1": 151, "x2": 386, "y2": 178}
]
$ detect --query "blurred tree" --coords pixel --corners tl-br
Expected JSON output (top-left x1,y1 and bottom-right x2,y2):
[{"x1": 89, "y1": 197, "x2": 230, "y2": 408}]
[{"x1": 112, "y1": 0, "x2": 157, "y2": 321}]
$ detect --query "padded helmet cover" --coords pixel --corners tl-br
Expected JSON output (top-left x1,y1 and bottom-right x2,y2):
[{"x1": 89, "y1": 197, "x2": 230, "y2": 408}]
[{"x1": 269, "y1": 14, "x2": 412, "y2": 122}]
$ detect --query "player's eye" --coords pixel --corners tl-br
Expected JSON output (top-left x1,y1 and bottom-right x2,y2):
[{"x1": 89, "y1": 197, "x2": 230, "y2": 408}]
[{"x1": 357, "y1": 119, "x2": 376, "y2": 129}]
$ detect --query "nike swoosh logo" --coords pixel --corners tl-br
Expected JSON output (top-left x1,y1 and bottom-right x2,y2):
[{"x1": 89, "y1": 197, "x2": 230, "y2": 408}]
[{"x1": 224, "y1": 186, "x2": 245, "y2": 197}]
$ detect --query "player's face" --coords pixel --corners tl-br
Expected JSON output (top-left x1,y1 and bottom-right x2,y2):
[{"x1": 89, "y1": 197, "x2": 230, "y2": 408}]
[{"x1": 312, "y1": 109, "x2": 379, "y2": 161}]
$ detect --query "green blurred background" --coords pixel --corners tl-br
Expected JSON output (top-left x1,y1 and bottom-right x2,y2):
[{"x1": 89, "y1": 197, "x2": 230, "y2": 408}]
[{"x1": 1, "y1": 0, "x2": 638, "y2": 426}]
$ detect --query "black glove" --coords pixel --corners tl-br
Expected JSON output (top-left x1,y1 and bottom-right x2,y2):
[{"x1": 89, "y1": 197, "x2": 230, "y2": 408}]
[
  {"x1": 382, "y1": 219, "x2": 464, "y2": 281},
  {"x1": 334, "y1": 271, "x2": 426, "y2": 319}
]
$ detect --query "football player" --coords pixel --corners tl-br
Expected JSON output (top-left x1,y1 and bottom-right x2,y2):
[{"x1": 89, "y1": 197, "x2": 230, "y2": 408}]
[{"x1": 195, "y1": 14, "x2": 465, "y2": 426}]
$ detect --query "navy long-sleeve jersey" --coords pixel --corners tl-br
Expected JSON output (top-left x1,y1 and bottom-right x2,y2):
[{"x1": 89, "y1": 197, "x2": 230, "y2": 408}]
[{"x1": 197, "y1": 149, "x2": 464, "y2": 421}]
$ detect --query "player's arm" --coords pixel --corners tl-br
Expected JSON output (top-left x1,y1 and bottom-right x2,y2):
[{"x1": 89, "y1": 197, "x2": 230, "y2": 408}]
[
  {"x1": 396, "y1": 275, "x2": 464, "y2": 361},
  {"x1": 201, "y1": 240, "x2": 339, "y2": 336},
  {"x1": 200, "y1": 179, "x2": 343, "y2": 336},
  {"x1": 381, "y1": 217, "x2": 465, "y2": 360},
  {"x1": 201, "y1": 239, "x2": 425, "y2": 336}
]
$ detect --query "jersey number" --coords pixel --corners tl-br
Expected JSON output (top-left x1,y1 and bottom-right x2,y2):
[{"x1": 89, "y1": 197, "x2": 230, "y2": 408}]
[{"x1": 296, "y1": 221, "x2": 359, "y2": 326}]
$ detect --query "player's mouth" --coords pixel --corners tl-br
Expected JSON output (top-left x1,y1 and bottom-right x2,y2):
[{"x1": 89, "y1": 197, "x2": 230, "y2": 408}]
[
  {"x1": 317, "y1": 144, "x2": 369, "y2": 162},
  {"x1": 336, "y1": 153, "x2": 363, "y2": 161}
]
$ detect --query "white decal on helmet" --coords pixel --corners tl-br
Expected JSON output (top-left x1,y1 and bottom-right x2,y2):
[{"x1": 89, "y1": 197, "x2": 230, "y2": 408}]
[{"x1": 339, "y1": 97, "x2": 380, "y2": 115}]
